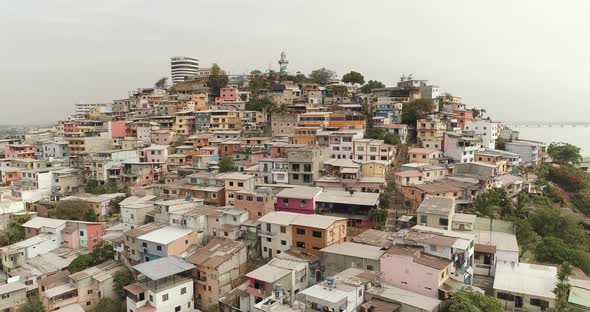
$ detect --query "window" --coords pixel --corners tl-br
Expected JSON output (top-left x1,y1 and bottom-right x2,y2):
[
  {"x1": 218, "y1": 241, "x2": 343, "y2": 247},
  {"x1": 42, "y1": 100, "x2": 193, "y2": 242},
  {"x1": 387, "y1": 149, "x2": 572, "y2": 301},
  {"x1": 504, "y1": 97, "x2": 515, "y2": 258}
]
[
  {"x1": 296, "y1": 241, "x2": 305, "y2": 248},
  {"x1": 280, "y1": 226, "x2": 286, "y2": 233},
  {"x1": 357, "y1": 146, "x2": 364, "y2": 152},
  {"x1": 238, "y1": 182, "x2": 244, "y2": 187},
  {"x1": 87, "y1": 290, "x2": 93, "y2": 294},
  {"x1": 162, "y1": 294, "x2": 169, "y2": 301},
  {"x1": 86, "y1": 301, "x2": 91, "y2": 306},
  {"x1": 257, "y1": 197, "x2": 263, "y2": 202},
  {"x1": 497, "y1": 292, "x2": 515, "y2": 301},
  {"x1": 80, "y1": 231, "x2": 84, "y2": 236},
  {"x1": 303, "y1": 164, "x2": 312, "y2": 172},
  {"x1": 530, "y1": 298, "x2": 548, "y2": 307},
  {"x1": 266, "y1": 238, "x2": 271, "y2": 242},
  {"x1": 263, "y1": 247, "x2": 267, "y2": 252},
  {"x1": 266, "y1": 224, "x2": 272, "y2": 232},
  {"x1": 142, "y1": 242, "x2": 147, "y2": 247},
  {"x1": 430, "y1": 244, "x2": 437, "y2": 252},
  {"x1": 420, "y1": 215, "x2": 427, "y2": 224},
  {"x1": 229, "y1": 181, "x2": 234, "y2": 186},
  {"x1": 292, "y1": 164, "x2": 300, "y2": 171},
  {"x1": 366, "y1": 265, "x2": 374, "y2": 271},
  {"x1": 296, "y1": 228, "x2": 306, "y2": 235},
  {"x1": 181, "y1": 287, "x2": 187, "y2": 295},
  {"x1": 439, "y1": 218, "x2": 448, "y2": 226},
  {"x1": 175, "y1": 307, "x2": 181, "y2": 312},
  {"x1": 157, "y1": 245, "x2": 162, "y2": 251},
  {"x1": 282, "y1": 198, "x2": 289, "y2": 205},
  {"x1": 247, "y1": 196, "x2": 253, "y2": 201},
  {"x1": 236, "y1": 195, "x2": 243, "y2": 200},
  {"x1": 281, "y1": 240, "x2": 287, "y2": 245},
  {"x1": 312, "y1": 231, "x2": 322, "y2": 238},
  {"x1": 293, "y1": 174, "x2": 299, "y2": 180}
]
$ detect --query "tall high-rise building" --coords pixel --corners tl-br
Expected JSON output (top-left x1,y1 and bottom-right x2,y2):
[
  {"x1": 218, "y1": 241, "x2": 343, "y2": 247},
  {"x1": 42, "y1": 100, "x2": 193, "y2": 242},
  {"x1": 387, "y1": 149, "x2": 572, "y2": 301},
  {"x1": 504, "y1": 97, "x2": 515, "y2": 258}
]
[
  {"x1": 278, "y1": 51, "x2": 289, "y2": 74},
  {"x1": 170, "y1": 56, "x2": 199, "y2": 83}
]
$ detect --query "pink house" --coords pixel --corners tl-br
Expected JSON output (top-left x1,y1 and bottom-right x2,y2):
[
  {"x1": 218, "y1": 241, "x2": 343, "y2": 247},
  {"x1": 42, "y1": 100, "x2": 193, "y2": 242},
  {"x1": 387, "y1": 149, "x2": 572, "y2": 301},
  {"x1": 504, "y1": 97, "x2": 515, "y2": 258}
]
[
  {"x1": 219, "y1": 141, "x2": 241, "y2": 159},
  {"x1": 62, "y1": 222, "x2": 104, "y2": 250},
  {"x1": 1, "y1": 169, "x2": 20, "y2": 186},
  {"x1": 109, "y1": 121, "x2": 127, "y2": 139},
  {"x1": 144, "y1": 145, "x2": 169, "y2": 163},
  {"x1": 453, "y1": 110, "x2": 473, "y2": 129},
  {"x1": 5, "y1": 144, "x2": 36, "y2": 159},
  {"x1": 274, "y1": 186, "x2": 322, "y2": 214},
  {"x1": 220, "y1": 87, "x2": 238, "y2": 102},
  {"x1": 380, "y1": 245, "x2": 452, "y2": 299},
  {"x1": 234, "y1": 190, "x2": 275, "y2": 220}
]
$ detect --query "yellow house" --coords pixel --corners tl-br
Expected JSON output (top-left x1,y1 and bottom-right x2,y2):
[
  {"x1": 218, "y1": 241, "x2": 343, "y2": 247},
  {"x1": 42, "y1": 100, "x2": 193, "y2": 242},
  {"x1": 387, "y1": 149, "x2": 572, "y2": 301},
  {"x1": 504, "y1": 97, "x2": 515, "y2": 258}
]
[
  {"x1": 210, "y1": 110, "x2": 243, "y2": 131},
  {"x1": 360, "y1": 161, "x2": 387, "y2": 177},
  {"x1": 416, "y1": 118, "x2": 446, "y2": 142}
]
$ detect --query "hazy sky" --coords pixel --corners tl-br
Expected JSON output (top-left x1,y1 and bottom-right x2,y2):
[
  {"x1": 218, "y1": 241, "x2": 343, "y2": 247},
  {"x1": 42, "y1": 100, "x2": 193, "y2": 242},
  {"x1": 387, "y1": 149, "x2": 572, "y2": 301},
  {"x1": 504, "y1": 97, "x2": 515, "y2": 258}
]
[{"x1": 1, "y1": 0, "x2": 589, "y2": 125}]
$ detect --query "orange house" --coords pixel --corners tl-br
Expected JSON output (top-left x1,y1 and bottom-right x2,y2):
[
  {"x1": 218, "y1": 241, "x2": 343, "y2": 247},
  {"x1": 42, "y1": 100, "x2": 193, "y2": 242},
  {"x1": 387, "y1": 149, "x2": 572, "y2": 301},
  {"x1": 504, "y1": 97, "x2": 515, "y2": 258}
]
[
  {"x1": 328, "y1": 113, "x2": 366, "y2": 130},
  {"x1": 290, "y1": 214, "x2": 348, "y2": 256}
]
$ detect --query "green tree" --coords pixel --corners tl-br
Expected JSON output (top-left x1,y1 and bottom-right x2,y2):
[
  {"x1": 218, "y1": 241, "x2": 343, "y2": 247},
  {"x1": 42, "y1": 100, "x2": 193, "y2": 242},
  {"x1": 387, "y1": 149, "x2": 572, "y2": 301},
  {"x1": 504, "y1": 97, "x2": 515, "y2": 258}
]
[
  {"x1": 369, "y1": 209, "x2": 387, "y2": 229},
  {"x1": 365, "y1": 128, "x2": 386, "y2": 140},
  {"x1": 547, "y1": 142, "x2": 583, "y2": 165},
  {"x1": 401, "y1": 99, "x2": 435, "y2": 126},
  {"x1": 113, "y1": 269, "x2": 134, "y2": 299},
  {"x1": 92, "y1": 242, "x2": 115, "y2": 264},
  {"x1": 207, "y1": 63, "x2": 229, "y2": 97},
  {"x1": 53, "y1": 200, "x2": 97, "y2": 221},
  {"x1": 208, "y1": 304, "x2": 218, "y2": 312},
  {"x1": 534, "y1": 237, "x2": 590, "y2": 274},
  {"x1": 309, "y1": 68, "x2": 336, "y2": 85},
  {"x1": 515, "y1": 219, "x2": 540, "y2": 256},
  {"x1": 17, "y1": 295, "x2": 44, "y2": 312},
  {"x1": 508, "y1": 193, "x2": 534, "y2": 219},
  {"x1": 341, "y1": 71, "x2": 365, "y2": 85},
  {"x1": 529, "y1": 205, "x2": 588, "y2": 246},
  {"x1": 360, "y1": 80, "x2": 385, "y2": 93},
  {"x1": 555, "y1": 262, "x2": 574, "y2": 312},
  {"x1": 218, "y1": 157, "x2": 235, "y2": 173},
  {"x1": 329, "y1": 85, "x2": 348, "y2": 97},
  {"x1": 154, "y1": 77, "x2": 168, "y2": 89},
  {"x1": 441, "y1": 289, "x2": 503, "y2": 312},
  {"x1": 0, "y1": 214, "x2": 31, "y2": 247},
  {"x1": 68, "y1": 242, "x2": 114, "y2": 273},
  {"x1": 245, "y1": 98, "x2": 274, "y2": 113},
  {"x1": 67, "y1": 254, "x2": 95, "y2": 273},
  {"x1": 383, "y1": 132, "x2": 401, "y2": 145}
]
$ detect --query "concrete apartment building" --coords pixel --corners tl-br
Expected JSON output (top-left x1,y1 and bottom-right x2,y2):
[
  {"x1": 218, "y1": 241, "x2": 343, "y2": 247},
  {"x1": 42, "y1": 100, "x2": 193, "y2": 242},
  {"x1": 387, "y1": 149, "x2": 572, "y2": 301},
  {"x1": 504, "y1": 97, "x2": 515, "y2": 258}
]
[
  {"x1": 290, "y1": 214, "x2": 348, "y2": 257},
  {"x1": 136, "y1": 225, "x2": 197, "y2": 262},
  {"x1": 407, "y1": 147, "x2": 444, "y2": 164},
  {"x1": 464, "y1": 119, "x2": 499, "y2": 150},
  {"x1": 4, "y1": 144, "x2": 36, "y2": 160},
  {"x1": 233, "y1": 188, "x2": 275, "y2": 220},
  {"x1": 41, "y1": 141, "x2": 70, "y2": 160},
  {"x1": 0, "y1": 280, "x2": 27, "y2": 311},
  {"x1": 352, "y1": 139, "x2": 395, "y2": 164},
  {"x1": 416, "y1": 196, "x2": 456, "y2": 230},
  {"x1": 316, "y1": 129, "x2": 364, "y2": 160},
  {"x1": 219, "y1": 172, "x2": 255, "y2": 206},
  {"x1": 443, "y1": 132, "x2": 481, "y2": 163},
  {"x1": 287, "y1": 146, "x2": 330, "y2": 185},
  {"x1": 271, "y1": 113, "x2": 297, "y2": 137},
  {"x1": 416, "y1": 117, "x2": 447, "y2": 143},
  {"x1": 321, "y1": 241, "x2": 384, "y2": 276},
  {"x1": 39, "y1": 260, "x2": 123, "y2": 311},
  {"x1": 184, "y1": 238, "x2": 248, "y2": 310},
  {"x1": 382, "y1": 245, "x2": 452, "y2": 300},
  {"x1": 126, "y1": 256, "x2": 195, "y2": 312}
]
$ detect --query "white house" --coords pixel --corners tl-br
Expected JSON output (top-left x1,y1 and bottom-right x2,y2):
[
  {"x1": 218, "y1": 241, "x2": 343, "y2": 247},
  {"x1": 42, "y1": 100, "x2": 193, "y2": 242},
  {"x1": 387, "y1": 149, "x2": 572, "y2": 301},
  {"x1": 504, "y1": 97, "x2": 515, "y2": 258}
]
[
  {"x1": 258, "y1": 212, "x2": 299, "y2": 259},
  {"x1": 464, "y1": 119, "x2": 499, "y2": 150},
  {"x1": 126, "y1": 256, "x2": 195, "y2": 312},
  {"x1": 493, "y1": 262, "x2": 556, "y2": 311}
]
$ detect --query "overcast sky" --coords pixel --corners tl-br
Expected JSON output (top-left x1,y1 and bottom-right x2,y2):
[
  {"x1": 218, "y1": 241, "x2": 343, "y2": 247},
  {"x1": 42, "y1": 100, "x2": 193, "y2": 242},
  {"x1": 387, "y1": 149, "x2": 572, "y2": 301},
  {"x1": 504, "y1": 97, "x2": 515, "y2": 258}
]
[{"x1": 1, "y1": 0, "x2": 589, "y2": 125}]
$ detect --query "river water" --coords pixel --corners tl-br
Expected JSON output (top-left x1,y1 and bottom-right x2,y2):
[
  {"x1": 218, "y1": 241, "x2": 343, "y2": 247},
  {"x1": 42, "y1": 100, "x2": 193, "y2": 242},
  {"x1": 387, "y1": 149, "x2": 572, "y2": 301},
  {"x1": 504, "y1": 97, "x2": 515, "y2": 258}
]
[{"x1": 511, "y1": 126, "x2": 590, "y2": 156}]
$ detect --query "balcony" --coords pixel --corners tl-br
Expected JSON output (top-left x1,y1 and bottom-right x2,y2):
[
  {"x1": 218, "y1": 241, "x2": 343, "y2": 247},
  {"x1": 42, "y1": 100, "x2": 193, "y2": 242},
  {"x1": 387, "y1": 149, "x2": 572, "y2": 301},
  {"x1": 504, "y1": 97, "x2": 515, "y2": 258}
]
[{"x1": 259, "y1": 231, "x2": 277, "y2": 238}]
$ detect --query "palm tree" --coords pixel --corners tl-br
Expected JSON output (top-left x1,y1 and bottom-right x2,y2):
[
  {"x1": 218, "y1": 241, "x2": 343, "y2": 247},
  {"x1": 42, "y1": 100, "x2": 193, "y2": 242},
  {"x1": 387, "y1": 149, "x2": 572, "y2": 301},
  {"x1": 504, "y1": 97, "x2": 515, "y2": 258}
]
[
  {"x1": 510, "y1": 193, "x2": 534, "y2": 219},
  {"x1": 472, "y1": 194, "x2": 502, "y2": 219},
  {"x1": 554, "y1": 262, "x2": 574, "y2": 312}
]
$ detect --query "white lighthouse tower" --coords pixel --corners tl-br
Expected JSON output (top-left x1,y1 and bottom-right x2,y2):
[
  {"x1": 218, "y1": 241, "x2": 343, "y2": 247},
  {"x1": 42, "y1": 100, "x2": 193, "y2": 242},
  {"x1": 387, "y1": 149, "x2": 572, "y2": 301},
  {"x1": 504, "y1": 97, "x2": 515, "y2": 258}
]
[{"x1": 278, "y1": 51, "x2": 289, "y2": 74}]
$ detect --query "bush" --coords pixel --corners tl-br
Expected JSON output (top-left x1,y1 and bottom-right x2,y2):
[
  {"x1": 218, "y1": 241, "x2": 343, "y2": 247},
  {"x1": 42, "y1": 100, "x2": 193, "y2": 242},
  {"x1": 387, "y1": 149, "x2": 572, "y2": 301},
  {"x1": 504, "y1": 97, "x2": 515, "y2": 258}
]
[
  {"x1": 113, "y1": 269, "x2": 133, "y2": 299},
  {"x1": 441, "y1": 289, "x2": 503, "y2": 312},
  {"x1": 534, "y1": 237, "x2": 590, "y2": 274}
]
